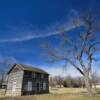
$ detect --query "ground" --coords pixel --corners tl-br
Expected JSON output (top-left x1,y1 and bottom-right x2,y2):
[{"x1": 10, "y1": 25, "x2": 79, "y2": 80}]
[{"x1": 0, "y1": 88, "x2": 100, "y2": 100}]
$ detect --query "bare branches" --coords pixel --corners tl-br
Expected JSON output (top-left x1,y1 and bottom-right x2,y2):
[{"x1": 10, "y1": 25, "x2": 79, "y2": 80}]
[
  {"x1": 41, "y1": 11, "x2": 100, "y2": 96},
  {"x1": 42, "y1": 11, "x2": 100, "y2": 76},
  {"x1": 89, "y1": 42, "x2": 100, "y2": 53},
  {"x1": 43, "y1": 42, "x2": 84, "y2": 75}
]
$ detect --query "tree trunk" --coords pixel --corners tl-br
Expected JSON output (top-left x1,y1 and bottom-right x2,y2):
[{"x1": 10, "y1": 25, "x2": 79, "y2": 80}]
[{"x1": 84, "y1": 73, "x2": 94, "y2": 97}]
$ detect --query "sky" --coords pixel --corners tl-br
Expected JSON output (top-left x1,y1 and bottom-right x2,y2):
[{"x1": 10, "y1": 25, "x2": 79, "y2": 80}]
[{"x1": 0, "y1": 0, "x2": 100, "y2": 77}]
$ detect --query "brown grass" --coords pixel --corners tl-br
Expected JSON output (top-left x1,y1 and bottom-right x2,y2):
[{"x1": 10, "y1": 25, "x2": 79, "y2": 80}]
[
  {"x1": 50, "y1": 87, "x2": 87, "y2": 94},
  {"x1": 0, "y1": 89, "x2": 6, "y2": 98},
  {"x1": 0, "y1": 94, "x2": 100, "y2": 100},
  {"x1": 0, "y1": 88, "x2": 100, "y2": 100}
]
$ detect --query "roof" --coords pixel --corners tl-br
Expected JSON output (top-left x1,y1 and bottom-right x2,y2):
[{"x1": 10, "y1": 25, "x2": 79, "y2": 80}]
[{"x1": 8, "y1": 64, "x2": 49, "y2": 75}]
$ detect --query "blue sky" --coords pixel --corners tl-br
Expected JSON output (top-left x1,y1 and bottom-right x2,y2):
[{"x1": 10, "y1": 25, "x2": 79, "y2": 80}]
[{"x1": 0, "y1": 0, "x2": 100, "y2": 76}]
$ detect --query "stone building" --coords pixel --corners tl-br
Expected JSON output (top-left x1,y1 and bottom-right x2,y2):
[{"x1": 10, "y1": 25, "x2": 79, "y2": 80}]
[{"x1": 6, "y1": 64, "x2": 49, "y2": 96}]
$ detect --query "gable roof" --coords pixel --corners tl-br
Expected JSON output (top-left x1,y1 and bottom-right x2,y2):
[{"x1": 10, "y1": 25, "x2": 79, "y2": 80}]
[{"x1": 8, "y1": 64, "x2": 49, "y2": 75}]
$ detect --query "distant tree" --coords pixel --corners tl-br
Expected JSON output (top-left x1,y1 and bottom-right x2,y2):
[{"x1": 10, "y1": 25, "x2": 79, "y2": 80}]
[
  {"x1": 0, "y1": 75, "x2": 2, "y2": 85},
  {"x1": 54, "y1": 76, "x2": 64, "y2": 88},
  {"x1": 90, "y1": 70, "x2": 99, "y2": 90},
  {"x1": 42, "y1": 11, "x2": 100, "y2": 96},
  {"x1": 80, "y1": 77, "x2": 85, "y2": 88},
  {"x1": 50, "y1": 75, "x2": 85, "y2": 88},
  {"x1": 73, "y1": 77, "x2": 85, "y2": 88},
  {"x1": 49, "y1": 76, "x2": 64, "y2": 88},
  {"x1": 0, "y1": 57, "x2": 16, "y2": 83},
  {"x1": 63, "y1": 76, "x2": 74, "y2": 87},
  {"x1": 63, "y1": 76, "x2": 85, "y2": 88},
  {"x1": 49, "y1": 76, "x2": 57, "y2": 88}
]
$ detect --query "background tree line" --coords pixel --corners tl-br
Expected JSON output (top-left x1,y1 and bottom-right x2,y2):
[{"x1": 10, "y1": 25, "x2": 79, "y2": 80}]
[{"x1": 49, "y1": 74, "x2": 100, "y2": 88}]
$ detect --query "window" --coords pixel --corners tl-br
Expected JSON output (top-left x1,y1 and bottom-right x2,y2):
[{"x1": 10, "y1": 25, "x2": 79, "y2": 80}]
[
  {"x1": 27, "y1": 81, "x2": 32, "y2": 91},
  {"x1": 23, "y1": 84, "x2": 27, "y2": 91},
  {"x1": 37, "y1": 73, "x2": 41, "y2": 78},
  {"x1": 32, "y1": 73, "x2": 36, "y2": 78},
  {"x1": 12, "y1": 82, "x2": 16, "y2": 91},
  {"x1": 32, "y1": 82, "x2": 36, "y2": 91},
  {"x1": 43, "y1": 82, "x2": 46, "y2": 91},
  {"x1": 25, "y1": 71, "x2": 32, "y2": 78},
  {"x1": 39, "y1": 82, "x2": 43, "y2": 91},
  {"x1": 41, "y1": 74, "x2": 44, "y2": 78}
]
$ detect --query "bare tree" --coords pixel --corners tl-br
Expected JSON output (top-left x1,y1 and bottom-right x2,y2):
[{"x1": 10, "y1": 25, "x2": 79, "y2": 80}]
[
  {"x1": 0, "y1": 75, "x2": 3, "y2": 85},
  {"x1": 63, "y1": 75, "x2": 74, "y2": 87},
  {"x1": 54, "y1": 76, "x2": 64, "y2": 88},
  {"x1": 49, "y1": 76, "x2": 64, "y2": 88},
  {"x1": 42, "y1": 11, "x2": 100, "y2": 96},
  {"x1": 63, "y1": 76, "x2": 85, "y2": 88},
  {"x1": 90, "y1": 70, "x2": 99, "y2": 90},
  {"x1": 49, "y1": 76, "x2": 56, "y2": 89},
  {"x1": 0, "y1": 57, "x2": 16, "y2": 83}
]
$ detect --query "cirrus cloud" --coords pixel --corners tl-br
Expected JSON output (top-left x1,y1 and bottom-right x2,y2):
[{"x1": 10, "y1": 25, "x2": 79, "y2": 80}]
[{"x1": 0, "y1": 10, "x2": 83, "y2": 43}]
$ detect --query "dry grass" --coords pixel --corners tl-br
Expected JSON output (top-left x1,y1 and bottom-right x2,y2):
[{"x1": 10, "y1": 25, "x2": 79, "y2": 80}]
[
  {"x1": 50, "y1": 87, "x2": 87, "y2": 94},
  {"x1": 0, "y1": 88, "x2": 100, "y2": 100},
  {"x1": 0, "y1": 89, "x2": 6, "y2": 98},
  {"x1": 0, "y1": 94, "x2": 100, "y2": 100}
]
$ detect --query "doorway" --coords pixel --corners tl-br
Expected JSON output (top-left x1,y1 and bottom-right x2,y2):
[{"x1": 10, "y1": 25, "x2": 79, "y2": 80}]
[
  {"x1": 36, "y1": 83, "x2": 40, "y2": 92},
  {"x1": 12, "y1": 82, "x2": 16, "y2": 92}
]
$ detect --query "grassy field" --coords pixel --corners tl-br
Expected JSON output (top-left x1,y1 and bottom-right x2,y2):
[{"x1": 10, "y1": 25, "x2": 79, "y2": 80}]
[
  {"x1": 0, "y1": 89, "x2": 6, "y2": 98},
  {"x1": 50, "y1": 87, "x2": 87, "y2": 94},
  {"x1": 0, "y1": 88, "x2": 100, "y2": 100}
]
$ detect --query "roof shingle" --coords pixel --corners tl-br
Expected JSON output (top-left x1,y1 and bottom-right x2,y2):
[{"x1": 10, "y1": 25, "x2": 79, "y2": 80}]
[{"x1": 8, "y1": 64, "x2": 49, "y2": 75}]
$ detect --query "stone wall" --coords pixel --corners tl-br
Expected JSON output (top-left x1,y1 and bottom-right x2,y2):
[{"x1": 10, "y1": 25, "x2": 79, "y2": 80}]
[{"x1": 6, "y1": 71, "x2": 24, "y2": 96}]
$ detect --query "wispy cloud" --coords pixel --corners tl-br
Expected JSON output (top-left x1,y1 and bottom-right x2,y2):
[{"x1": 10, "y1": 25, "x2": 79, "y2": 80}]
[
  {"x1": 0, "y1": 26, "x2": 79, "y2": 43},
  {"x1": 0, "y1": 10, "x2": 82, "y2": 43}
]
